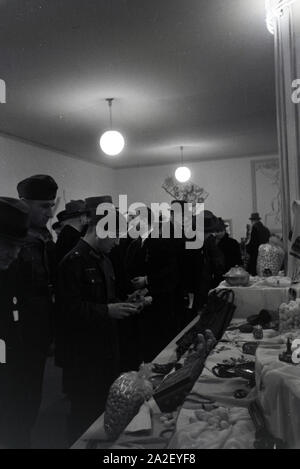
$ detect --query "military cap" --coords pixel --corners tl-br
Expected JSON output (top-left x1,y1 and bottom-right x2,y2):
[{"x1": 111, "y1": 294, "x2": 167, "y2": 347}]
[
  {"x1": 57, "y1": 199, "x2": 89, "y2": 221},
  {"x1": 84, "y1": 196, "x2": 125, "y2": 235},
  {"x1": 17, "y1": 174, "x2": 58, "y2": 201},
  {"x1": 0, "y1": 197, "x2": 29, "y2": 242}
]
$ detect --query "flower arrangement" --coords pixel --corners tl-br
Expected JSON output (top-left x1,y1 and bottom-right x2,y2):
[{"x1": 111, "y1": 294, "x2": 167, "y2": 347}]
[{"x1": 162, "y1": 176, "x2": 209, "y2": 204}]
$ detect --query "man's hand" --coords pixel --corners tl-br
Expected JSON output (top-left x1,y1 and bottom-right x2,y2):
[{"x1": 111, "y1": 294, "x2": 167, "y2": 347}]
[
  {"x1": 131, "y1": 276, "x2": 147, "y2": 290},
  {"x1": 107, "y1": 303, "x2": 139, "y2": 319},
  {"x1": 127, "y1": 288, "x2": 149, "y2": 303}
]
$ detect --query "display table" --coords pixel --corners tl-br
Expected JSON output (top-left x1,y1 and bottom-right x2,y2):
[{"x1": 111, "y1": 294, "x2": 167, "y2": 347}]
[
  {"x1": 216, "y1": 279, "x2": 300, "y2": 319},
  {"x1": 72, "y1": 312, "x2": 300, "y2": 449},
  {"x1": 71, "y1": 319, "x2": 262, "y2": 450},
  {"x1": 256, "y1": 344, "x2": 300, "y2": 449}
]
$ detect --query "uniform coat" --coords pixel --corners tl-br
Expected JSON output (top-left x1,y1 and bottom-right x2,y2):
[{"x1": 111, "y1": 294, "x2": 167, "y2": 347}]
[
  {"x1": 55, "y1": 224, "x2": 82, "y2": 264},
  {"x1": 16, "y1": 227, "x2": 56, "y2": 442},
  {"x1": 0, "y1": 265, "x2": 26, "y2": 448},
  {"x1": 58, "y1": 239, "x2": 119, "y2": 440}
]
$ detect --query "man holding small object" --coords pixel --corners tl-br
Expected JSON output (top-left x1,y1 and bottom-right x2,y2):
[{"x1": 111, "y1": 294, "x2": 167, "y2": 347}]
[{"x1": 58, "y1": 196, "x2": 140, "y2": 443}]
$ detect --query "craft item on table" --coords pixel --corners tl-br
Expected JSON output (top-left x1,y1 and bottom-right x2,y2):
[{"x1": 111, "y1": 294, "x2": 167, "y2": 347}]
[
  {"x1": 223, "y1": 266, "x2": 250, "y2": 287},
  {"x1": 171, "y1": 406, "x2": 255, "y2": 449},
  {"x1": 256, "y1": 240, "x2": 285, "y2": 277},
  {"x1": 278, "y1": 299, "x2": 300, "y2": 332},
  {"x1": 278, "y1": 337, "x2": 294, "y2": 364},
  {"x1": 176, "y1": 290, "x2": 235, "y2": 360},
  {"x1": 152, "y1": 362, "x2": 177, "y2": 375},
  {"x1": 159, "y1": 412, "x2": 176, "y2": 433},
  {"x1": 247, "y1": 309, "x2": 278, "y2": 329},
  {"x1": 104, "y1": 364, "x2": 153, "y2": 441},
  {"x1": 230, "y1": 310, "x2": 274, "y2": 333},
  {"x1": 253, "y1": 325, "x2": 263, "y2": 340},
  {"x1": 288, "y1": 200, "x2": 300, "y2": 283},
  {"x1": 152, "y1": 332, "x2": 216, "y2": 412},
  {"x1": 242, "y1": 342, "x2": 259, "y2": 356},
  {"x1": 263, "y1": 276, "x2": 291, "y2": 288},
  {"x1": 212, "y1": 360, "x2": 256, "y2": 388},
  {"x1": 239, "y1": 324, "x2": 254, "y2": 333},
  {"x1": 153, "y1": 356, "x2": 206, "y2": 413},
  {"x1": 183, "y1": 331, "x2": 216, "y2": 367}
]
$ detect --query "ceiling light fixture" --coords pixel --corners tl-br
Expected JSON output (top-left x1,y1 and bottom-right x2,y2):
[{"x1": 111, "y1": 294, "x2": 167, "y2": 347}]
[
  {"x1": 100, "y1": 98, "x2": 125, "y2": 156},
  {"x1": 265, "y1": 0, "x2": 296, "y2": 34},
  {"x1": 175, "y1": 146, "x2": 191, "y2": 183}
]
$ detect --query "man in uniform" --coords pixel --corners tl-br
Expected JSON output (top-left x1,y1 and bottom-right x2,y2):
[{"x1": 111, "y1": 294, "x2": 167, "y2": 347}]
[
  {"x1": 57, "y1": 196, "x2": 139, "y2": 443},
  {"x1": 0, "y1": 197, "x2": 29, "y2": 448},
  {"x1": 55, "y1": 199, "x2": 90, "y2": 264},
  {"x1": 16, "y1": 174, "x2": 58, "y2": 446}
]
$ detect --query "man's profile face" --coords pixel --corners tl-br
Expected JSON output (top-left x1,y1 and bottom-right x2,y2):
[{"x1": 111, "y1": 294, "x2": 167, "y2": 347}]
[
  {"x1": 24, "y1": 200, "x2": 55, "y2": 228},
  {"x1": 0, "y1": 240, "x2": 21, "y2": 270}
]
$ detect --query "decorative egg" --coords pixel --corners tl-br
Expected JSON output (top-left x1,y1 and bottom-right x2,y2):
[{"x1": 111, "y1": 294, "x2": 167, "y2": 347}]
[{"x1": 256, "y1": 243, "x2": 285, "y2": 277}]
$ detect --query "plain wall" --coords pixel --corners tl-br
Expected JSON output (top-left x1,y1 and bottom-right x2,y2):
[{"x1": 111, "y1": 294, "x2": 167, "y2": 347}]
[{"x1": 0, "y1": 134, "x2": 116, "y2": 220}]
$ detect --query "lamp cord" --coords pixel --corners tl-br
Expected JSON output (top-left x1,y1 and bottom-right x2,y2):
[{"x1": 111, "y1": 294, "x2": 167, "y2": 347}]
[
  {"x1": 180, "y1": 146, "x2": 184, "y2": 165},
  {"x1": 106, "y1": 98, "x2": 113, "y2": 129}
]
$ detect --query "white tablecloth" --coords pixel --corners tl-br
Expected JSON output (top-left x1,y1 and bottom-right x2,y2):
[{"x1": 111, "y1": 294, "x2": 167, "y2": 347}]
[
  {"x1": 256, "y1": 346, "x2": 300, "y2": 449},
  {"x1": 216, "y1": 280, "x2": 300, "y2": 319}
]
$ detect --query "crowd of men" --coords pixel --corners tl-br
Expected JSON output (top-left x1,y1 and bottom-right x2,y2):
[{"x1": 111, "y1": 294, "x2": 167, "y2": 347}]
[{"x1": 0, "y1": 173, "x2": 255, "y2": 448}]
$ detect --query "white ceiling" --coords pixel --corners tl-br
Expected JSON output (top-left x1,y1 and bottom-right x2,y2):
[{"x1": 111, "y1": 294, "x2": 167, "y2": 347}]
[{"x1": 0, "y1": 0, "x2": 277, "y2": 168}]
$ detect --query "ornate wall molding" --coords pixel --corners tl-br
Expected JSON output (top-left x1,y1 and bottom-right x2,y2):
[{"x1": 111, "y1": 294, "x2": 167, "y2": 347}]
[{"x1": 266, "y1": 0, "x2": 297, "y2": 34}]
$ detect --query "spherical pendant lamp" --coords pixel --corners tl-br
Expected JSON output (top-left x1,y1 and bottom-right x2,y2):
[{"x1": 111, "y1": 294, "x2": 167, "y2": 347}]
[
  {"x1": 100, "y1": 98, "x2": 125, "y2": 156},
  {"x1": 175, "y1": 146, "x2": 191, "y2": 183}
]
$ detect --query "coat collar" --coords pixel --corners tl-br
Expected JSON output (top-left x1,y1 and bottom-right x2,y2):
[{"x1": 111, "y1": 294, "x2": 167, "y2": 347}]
[{"x1": 76, "y1": 238, "x2": 105, "y2": 261}]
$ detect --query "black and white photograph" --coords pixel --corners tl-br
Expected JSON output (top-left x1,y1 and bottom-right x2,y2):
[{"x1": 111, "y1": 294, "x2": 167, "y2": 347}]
[{"x1": 0, "y1": 0, "x2": 300, "y2": 454}]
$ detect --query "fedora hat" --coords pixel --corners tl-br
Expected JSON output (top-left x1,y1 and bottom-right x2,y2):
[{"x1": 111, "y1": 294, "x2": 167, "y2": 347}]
[
  {"x1": 249, "y1": 212, "x2": 261, "y2": 221},
  {"x1": 58, "y1": 199, "x2": 89, "y2": 222}
]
